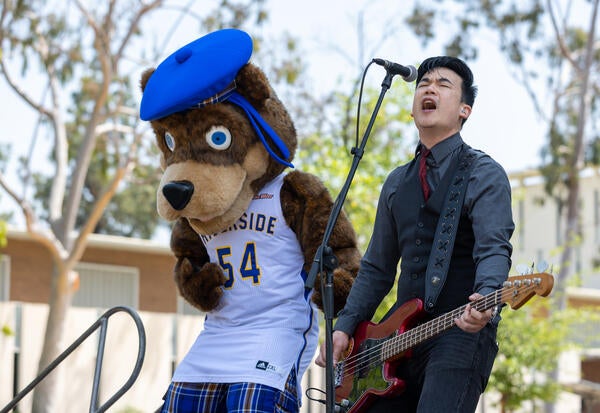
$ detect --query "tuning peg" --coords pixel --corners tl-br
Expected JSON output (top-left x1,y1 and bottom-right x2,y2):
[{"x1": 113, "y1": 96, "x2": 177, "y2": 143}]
[{"x1": 536, "y1": 260, "x2": 549, "y2": 273}]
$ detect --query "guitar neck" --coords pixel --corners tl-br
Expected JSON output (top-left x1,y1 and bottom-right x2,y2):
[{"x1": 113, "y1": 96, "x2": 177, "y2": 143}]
[{"x1": 381, "y1": 289, "x2": 501, "y2": 361}]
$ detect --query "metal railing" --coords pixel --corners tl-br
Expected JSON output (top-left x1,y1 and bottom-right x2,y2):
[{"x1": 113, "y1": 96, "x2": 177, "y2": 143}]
[{"x1": 1, "y1": 305, "x2": 146, "y2": 413}]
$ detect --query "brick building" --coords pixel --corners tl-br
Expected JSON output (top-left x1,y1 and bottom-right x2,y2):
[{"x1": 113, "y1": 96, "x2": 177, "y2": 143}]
[{"x1": 1, "y1": 229, "x2": 182, "y2": 313}]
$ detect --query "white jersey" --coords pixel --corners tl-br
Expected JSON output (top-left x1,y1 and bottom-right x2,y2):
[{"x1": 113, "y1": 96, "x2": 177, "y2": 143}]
[{"x1": 172, "y1": 173, "x2": 319, "y2": 393}]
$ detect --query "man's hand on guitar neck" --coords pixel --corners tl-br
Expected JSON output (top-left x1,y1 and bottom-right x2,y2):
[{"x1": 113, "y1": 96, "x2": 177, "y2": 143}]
[
  {"x1": 315, "y1": 293, "x2": 495, "y2": 369},
  {"x1": 455, "y1": 293, "x2": 495, "y2": 333},
  {"x1": 315, "y1": 330, "x2": 350, "y2": 368}
]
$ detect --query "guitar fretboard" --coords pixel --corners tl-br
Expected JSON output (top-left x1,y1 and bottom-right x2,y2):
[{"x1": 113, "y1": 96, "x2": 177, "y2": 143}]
[{"x1": 380, "y1": 289, "x2": 502, "y2": 361}]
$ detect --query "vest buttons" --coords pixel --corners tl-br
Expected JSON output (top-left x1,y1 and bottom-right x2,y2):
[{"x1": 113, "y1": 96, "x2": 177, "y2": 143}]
[
  {"x1": 415, "y1": 239, "x2": 422, "y2": 245},
  {"x1": 411, "y1": 273, "x2": 418, "y2": 280},
  {"x1": 412, "y1": 256, "x2": 420, "y2": 263},
  {"x1": 417, "y1": 222, "x2": 424, "y2": 228}
]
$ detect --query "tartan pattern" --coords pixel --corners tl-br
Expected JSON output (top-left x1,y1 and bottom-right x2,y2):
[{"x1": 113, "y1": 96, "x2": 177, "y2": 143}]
[{"x1": 160, "y1": 368, "x2": 298, "y2": 413}]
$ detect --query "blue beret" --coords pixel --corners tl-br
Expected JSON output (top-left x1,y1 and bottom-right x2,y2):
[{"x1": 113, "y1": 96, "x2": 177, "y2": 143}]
[
  {"x1": 140, "y1": 28, "x2": 293, "y2": 168},
  {"x1": 140, "y1": 28, "x2": 253, "y2": 121}
]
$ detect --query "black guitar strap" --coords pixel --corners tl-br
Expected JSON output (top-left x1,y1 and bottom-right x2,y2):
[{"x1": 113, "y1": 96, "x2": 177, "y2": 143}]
[{"x1": 423, "y1": 145, "x2": 481, "y2": 313}]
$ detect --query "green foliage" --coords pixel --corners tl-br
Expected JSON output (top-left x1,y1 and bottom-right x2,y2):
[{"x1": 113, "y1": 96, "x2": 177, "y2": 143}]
[
  {"x1": 2, "y1": 324, "x2": 14, "y2": 337},
  {"x1": 297, "y1": 81, "x2": 415, "y2": 248},
  {"x1": 404, "y1": 0, "x2": 600, "y2": 202},
  {"x1": 297, "y1": 75, "x2": 416, "y2": 319},
  {"x1": 0, "y1": 220, "x2": 6, "y2": 249},
  {"x1": 200, "y1": 0, "x2": 268, "y2": 32},
  {"x1": 407, "y1": 1, "x2": 546, "y2": 63},
  {"x1": 0, "y1": 143, "x2": 9, "y2": 171},
  {"x1": 116, "y1": 407, "x2": 142, "y2": 413},
  {"x1": 489, "y1": 297, "x2": 600, "y2": 411}
]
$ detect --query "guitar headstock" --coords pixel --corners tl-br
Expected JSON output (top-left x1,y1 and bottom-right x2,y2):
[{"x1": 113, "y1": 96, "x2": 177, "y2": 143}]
[{"x1": 502, "y1": 273, "x2": 554, "y2": 310}]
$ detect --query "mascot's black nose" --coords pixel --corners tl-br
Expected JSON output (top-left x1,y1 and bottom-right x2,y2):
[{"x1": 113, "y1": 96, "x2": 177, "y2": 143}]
[{"x1": 163, "y1": 181, "x2": 194, "y2": 211}]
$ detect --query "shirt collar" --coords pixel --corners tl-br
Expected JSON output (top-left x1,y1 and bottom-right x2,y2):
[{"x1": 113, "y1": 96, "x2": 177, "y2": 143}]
[{"x1": 415, "y1": 132, "x2": 463, "y2": 164}]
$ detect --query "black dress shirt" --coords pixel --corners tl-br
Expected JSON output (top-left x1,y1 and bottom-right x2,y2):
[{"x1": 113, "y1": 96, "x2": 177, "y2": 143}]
[{"x1": 335, "y1": 133, "x2": 515, "y2": 335}]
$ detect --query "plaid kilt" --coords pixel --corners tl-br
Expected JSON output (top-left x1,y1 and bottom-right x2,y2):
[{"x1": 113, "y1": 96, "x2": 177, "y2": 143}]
[{"x1": 159, "y1": 368, "x2": 298, "y2": 413}]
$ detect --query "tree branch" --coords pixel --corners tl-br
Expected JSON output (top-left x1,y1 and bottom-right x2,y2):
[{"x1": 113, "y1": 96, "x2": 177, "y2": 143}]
[
  {"x1": 68, "y1": 135, "x2": 139, "y2": 265},
  {"x1": 62, "y1": 1, "x2": 115, "y2": 244},
  {"x1": 116, "y1": 0, "x2": 164, "y2": 62},
  {"x1": 546, "y1": 0, "x2": 581, "y2": 73},
  {"x1": 0, "y1": 59, "x2": 53, "y2": 118},
  {"x1": 0, "y1": 170, "x2": 68, "y2": 261}
]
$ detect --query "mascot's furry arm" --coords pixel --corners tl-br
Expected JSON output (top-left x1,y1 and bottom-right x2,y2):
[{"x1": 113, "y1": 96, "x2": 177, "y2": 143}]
[
  {"x1": 281, "y1": 171, "x2": 360, "y2": 315},
  {"x1": 170, "y1": 218, "x2": 226, "y2": 312}
]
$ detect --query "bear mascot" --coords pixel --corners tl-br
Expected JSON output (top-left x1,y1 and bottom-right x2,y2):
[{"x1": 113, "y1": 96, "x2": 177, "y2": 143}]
[{"x1": 139, "y1": 29, "x2": 361, "y2": 412}]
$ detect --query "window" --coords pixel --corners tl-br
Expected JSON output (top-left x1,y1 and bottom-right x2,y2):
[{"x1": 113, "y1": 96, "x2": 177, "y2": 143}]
[
  {"x1": 0, "y1": 255, "x2": 10, "y2": 301},
  {"x1": 72, "y1": 262, "x2": 139, "y2": 309},
  {"x1": 556, "y1": 205, "x2": 563, "y2": 246},
  {"x1": 518, "y1": 199, "x2": 525, "y2": 252}
]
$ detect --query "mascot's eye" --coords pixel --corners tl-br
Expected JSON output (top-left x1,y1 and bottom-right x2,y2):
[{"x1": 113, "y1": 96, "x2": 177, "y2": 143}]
[
  {"x1": 206, "y1": 126, "x2": 232, "y2": 150},
  {"x1": 164, "y1": 132, "x2": 176, "y2": 152}
]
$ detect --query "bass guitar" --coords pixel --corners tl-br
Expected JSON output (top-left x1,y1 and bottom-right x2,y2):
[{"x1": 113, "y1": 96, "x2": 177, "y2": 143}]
[{"x1": 334, "y1": 273, "x2": 554, "y2": 413}]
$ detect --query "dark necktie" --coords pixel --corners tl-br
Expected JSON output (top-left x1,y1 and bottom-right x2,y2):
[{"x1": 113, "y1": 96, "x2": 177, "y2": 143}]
[{"x1": 419, "y1": 148, "x2": 431, "y2": 201}]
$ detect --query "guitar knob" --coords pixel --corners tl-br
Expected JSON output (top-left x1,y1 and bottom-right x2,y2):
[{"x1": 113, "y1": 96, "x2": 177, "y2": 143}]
[{"x1": 335, "y1": 399, "x2": 350, "y2": 412}]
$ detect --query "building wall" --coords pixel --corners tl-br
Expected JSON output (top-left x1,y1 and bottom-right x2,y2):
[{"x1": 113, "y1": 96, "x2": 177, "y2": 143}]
[
  {"x1": 510, "y1": 169, "x2": 600, "y2": 288},
  {"x1": 80, "y1": 242, "x2": 177, "y2": 312},
  {"x1": 3, "y1": 236, "x2": 54, "y2": 303},
  {"x1": 1, "y1": 230, "x2": 178, "y2": 313}
]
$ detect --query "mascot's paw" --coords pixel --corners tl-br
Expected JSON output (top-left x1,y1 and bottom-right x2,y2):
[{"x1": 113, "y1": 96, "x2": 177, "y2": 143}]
[
  {"x1": 312, "y1": 267, "x2": 356, "y2": 315},
  {"x1": 175, "y1": 259, "x2": 227, "y2": 312}
]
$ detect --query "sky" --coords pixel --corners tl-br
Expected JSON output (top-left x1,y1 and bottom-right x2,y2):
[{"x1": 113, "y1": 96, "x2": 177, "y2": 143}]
[
  {"x1": 260, "y1": 0, "x2": 547, "y2": 174},
  {"x1": 0, "y1": 0, "x2": 552, "y2": 228}
]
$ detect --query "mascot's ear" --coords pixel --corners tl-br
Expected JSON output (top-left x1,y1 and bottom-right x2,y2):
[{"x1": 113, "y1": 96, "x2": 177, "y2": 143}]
[
  {"x1": 235, "y1": 64, "x2": 271, "y2": 109},
  {"x1": 140, "y1": 68, "x2": 156, "y2": 93}
]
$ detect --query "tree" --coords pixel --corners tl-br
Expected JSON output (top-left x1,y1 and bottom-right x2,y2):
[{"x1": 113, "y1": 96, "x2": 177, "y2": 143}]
[
  {"x1": 490, "y1": 299, "x2": 571, "y2": 412},
  {"x1": 0, "y1": 219, "x2": 11, "y2": 338},
  {"x1": 488, "y1": 296, "x2": 600, "y2": 412},
  {"x1": 0, "y1": 0, "x2": 272, "y2": 410}
]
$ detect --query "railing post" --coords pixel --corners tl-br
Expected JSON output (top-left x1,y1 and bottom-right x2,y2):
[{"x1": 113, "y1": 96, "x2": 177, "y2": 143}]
[{"x1": 0, "y1": 305, "x2": 146, "y2": 413}]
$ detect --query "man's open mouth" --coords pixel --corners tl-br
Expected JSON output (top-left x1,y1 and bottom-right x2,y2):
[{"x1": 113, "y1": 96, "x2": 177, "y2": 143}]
[{"x1": 422, "y1": 99, "x2": 437, "y2": 110}]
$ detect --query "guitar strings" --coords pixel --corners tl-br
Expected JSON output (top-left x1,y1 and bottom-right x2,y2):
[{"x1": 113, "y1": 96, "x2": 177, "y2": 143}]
[
  {"x1": 336, "y1": 284, "x2": 536, "y2": 381},
  {"x1": 337, "y1": 289, "x2": 503, "y2": 375},
  {"x1": 338, "y1": 290, "x2": 499, "y2": 372},
  {"x1": 336, "y1": 289, "x2": 504, "y2": 377}
]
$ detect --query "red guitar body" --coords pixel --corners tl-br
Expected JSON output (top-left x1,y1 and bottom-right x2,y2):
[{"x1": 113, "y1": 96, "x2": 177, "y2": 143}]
[{"x1": 334, "y1": 298, "x2": 424, "y2": 413}]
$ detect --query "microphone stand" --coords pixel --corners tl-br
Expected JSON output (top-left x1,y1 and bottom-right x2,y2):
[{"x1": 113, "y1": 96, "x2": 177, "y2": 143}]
[{"x1": 305, "y1": 68, "x2": 398, "y2": 413}]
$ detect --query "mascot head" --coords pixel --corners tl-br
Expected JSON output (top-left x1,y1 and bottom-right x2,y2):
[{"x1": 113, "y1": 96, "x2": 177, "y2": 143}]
[{"x1": 140, "y1": 29, "x2": 297, "y2": 235}]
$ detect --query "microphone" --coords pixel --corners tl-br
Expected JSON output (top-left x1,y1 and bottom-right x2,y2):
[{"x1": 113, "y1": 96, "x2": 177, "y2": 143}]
[{"x1": 372, "y1": 58, "x2": 417, "y2": 82}]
